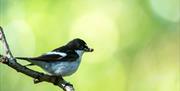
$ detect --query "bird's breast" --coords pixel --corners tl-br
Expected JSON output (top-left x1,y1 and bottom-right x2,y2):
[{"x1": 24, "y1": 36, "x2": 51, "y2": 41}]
[{"x1": 46, "y1": 58, "x2": 82, "y2": 76}]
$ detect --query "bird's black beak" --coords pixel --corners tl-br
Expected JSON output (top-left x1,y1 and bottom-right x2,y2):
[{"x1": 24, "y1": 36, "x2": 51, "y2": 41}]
[{"x1": 84, "y1": 47, "x2": 94, "y2": 52}]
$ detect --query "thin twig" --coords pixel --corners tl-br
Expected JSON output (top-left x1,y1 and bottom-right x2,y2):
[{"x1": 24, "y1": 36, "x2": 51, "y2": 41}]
[{"x1": 0, "y1": 26, "x2": 74, "y2": 91}]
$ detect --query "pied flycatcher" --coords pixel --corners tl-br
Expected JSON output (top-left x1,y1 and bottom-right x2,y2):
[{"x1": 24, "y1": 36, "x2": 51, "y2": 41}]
[{"x1": 16, "y1": 38, "x2": 93, "y2": 77}]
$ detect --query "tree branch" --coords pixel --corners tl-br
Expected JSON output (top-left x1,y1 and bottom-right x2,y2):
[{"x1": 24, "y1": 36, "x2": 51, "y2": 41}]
[{"x1": 0, "y1": 26, "x2": 75, "y2": 91}]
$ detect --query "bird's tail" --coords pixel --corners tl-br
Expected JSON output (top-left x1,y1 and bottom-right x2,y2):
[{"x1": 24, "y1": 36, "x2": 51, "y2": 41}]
[
  {"x1": 15, "y1": 57, "x2": 34, "y2": 66},
  {"x1": 15, "y1": 57, "x2": 30, "y2": 60}
]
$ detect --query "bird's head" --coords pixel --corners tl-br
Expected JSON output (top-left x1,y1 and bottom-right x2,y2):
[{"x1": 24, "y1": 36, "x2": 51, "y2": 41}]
[{"x1": 67, "y1": 38, "x2": 94, "y2": 53}]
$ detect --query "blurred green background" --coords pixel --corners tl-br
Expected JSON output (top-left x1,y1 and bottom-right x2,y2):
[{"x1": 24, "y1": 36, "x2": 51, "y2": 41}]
[{"x1": 0, "y1": 0, "x2": 179, "y2": 91}]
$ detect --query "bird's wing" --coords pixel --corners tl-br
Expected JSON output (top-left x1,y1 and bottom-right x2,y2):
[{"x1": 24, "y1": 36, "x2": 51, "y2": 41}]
[
  {"x1": 16, "y1": 52, "x2": 66, "y2": 62},
  {"x1": 16, "y1": 51, "x2": 79, "y2": 62},
  {"x1": 33, "y1": 52, "x2": 66, "y2": 61}
]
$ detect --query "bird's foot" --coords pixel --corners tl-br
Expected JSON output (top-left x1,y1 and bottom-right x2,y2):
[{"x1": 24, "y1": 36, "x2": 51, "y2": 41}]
[{"x1": 51, "y1": 76, "x2": 73, "y2": 88}]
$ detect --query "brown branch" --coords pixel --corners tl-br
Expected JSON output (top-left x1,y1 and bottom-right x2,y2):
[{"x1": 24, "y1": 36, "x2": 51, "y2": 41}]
[{"x1": 0, "y1": 26, "x2": 75, "y2": 91}]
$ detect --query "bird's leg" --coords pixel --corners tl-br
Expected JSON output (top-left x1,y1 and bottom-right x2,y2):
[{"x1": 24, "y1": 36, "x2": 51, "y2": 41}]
[
  {"x1": 59, "y1": 76, "x2": 73, "y2": 88},
  {"x1": 53, "y1": 76, "x2": 65, "y2": 85},
  {"x1": 51, "y1": 76, "x2": 61, "y2": 85},
  {"x1": 52, "y1": 76, "x2": 73, "y2": 88}
]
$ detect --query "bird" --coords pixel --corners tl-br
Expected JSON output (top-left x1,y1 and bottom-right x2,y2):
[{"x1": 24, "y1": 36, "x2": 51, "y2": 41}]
[{"x1": 16, "y1": 38, "x2": 93, "y2": 77}]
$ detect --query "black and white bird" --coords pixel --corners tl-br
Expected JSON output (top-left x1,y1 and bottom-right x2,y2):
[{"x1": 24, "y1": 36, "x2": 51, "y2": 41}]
[{"x1": 16, "y1": 38, "x2": 93, "y2": 77}]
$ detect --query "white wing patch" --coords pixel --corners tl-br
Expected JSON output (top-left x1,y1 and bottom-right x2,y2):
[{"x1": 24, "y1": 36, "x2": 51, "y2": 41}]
[{"x1": 47, "y1": 52, "x2": 67, "y2": 57}]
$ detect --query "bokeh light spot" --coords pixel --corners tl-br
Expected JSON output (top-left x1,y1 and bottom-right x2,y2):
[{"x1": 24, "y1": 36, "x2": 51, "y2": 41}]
[
  {"x1": 70, "y1": 11, "x2": 119, "y2": 63},
  {"x1": 5, "y1": 20, "x2": 35, "y2": 57},
  {"x1": 150, "y1": 0, "x2": 180, "y2": 22}
]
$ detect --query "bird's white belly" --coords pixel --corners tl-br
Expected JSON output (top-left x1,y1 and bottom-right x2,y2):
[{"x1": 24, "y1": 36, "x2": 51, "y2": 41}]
[
  {"x1": 41, "y1": 50, "x2": 84, "y2": 76},
  {"x1": 45, "y1": 60, "x2": 81, "y2": 76}
]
